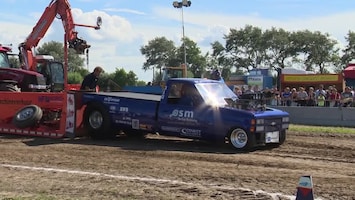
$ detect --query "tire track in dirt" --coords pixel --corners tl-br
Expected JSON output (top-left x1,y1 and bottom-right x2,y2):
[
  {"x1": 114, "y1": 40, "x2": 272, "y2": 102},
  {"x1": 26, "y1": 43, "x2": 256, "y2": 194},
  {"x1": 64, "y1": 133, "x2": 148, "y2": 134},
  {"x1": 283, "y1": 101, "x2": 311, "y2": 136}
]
[{"x1": 0, "y1": 131, "x2": 354, "y2": 199}]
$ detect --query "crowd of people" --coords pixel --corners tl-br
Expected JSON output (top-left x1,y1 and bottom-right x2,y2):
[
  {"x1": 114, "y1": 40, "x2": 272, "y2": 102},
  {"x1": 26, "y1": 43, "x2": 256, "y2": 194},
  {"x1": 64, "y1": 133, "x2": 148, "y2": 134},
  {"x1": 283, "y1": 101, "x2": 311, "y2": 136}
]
[{"x1": 233, "y1": 84, "x2": 355, "y2": 107}]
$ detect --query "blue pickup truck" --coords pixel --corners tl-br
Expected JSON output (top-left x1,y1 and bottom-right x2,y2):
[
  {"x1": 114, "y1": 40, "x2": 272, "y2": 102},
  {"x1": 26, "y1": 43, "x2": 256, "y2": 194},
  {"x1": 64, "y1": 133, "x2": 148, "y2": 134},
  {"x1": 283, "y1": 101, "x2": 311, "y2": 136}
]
[{"x1": 81, "y1": 78, "x2": 290, "y2": 151}]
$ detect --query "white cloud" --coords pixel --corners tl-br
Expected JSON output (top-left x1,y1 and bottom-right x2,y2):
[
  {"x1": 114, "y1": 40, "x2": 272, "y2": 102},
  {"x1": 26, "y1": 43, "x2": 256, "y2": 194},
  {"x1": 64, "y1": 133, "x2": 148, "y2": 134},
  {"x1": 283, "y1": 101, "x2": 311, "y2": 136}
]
[
  {"x1": 102, "y1": 8, "x2": 146, "y2": 15},
  {"x1": 2, "y1": 3, "x2": 355, "y2": 82}
]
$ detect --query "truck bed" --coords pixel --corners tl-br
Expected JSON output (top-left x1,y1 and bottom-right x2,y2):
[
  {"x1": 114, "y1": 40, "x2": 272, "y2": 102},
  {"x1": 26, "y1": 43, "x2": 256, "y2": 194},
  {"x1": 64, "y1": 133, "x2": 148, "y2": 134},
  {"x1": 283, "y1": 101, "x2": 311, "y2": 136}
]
[{"x1": 96, "y1": 92, "x2": 161, "y2": 102}]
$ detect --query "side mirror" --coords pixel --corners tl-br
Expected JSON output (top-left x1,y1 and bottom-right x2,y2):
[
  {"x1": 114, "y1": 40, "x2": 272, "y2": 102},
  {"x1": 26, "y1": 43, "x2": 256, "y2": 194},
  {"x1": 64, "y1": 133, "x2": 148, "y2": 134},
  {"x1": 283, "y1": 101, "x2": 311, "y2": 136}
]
[{"x1": 96, "y1": 16, "x2": 102, "y2": 29}]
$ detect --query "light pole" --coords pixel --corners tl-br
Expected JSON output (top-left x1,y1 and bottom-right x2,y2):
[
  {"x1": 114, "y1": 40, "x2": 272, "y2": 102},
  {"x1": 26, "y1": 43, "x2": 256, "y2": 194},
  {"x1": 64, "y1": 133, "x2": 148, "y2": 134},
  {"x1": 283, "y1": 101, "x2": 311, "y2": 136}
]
[{"x1": 173, "y1": 0, "x2": 191, "y2": 67}]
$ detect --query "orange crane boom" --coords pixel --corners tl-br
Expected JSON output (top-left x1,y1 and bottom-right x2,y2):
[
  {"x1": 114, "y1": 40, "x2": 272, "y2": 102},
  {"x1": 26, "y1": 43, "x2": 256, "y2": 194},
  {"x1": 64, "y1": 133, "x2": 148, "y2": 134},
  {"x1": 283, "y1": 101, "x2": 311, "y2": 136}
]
[{"x1": 18, "y1": 0, "x2": 101, "y2": 72}]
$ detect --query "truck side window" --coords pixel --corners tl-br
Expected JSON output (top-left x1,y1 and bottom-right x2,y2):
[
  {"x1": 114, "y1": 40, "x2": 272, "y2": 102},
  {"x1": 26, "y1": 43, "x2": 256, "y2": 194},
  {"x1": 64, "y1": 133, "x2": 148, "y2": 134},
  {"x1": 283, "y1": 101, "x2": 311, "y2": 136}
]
[
  {"x1": 167, "y1": 84, "x2": 181, "y2": 104},
  {"x1": 178, "y1": 84, "x2": 202, "y2": 107}
]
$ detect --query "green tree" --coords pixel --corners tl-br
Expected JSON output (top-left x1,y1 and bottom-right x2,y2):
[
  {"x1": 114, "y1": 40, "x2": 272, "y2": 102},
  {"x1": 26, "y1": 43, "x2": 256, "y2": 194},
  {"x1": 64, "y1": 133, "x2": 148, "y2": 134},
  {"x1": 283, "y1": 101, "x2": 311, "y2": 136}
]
[
  {"x1": 263, "y1": 27, "x2": 298, "y2": 70},
  {"x1": 36, "y1": 41, "x2": 86, "y2": 72},
  {"x1": 67, "y1": 72, "x2": 83, "y2": 84},
  {"x1": 292, "y1": 30, "x2": 339, "y2": 73},
  {"x1": 140, "y1": 37, "x2": 177, "y2": 76},
  {"x1": 208, "y1": 41, "x2": 234, "y2": 79},
  {"x1": 341, "y1": 31, "x2": 355, "y2": 68},
  {"x1": 99, "y1": 68, "x2": 139, "y2": 87},
  {"x1": 225, "y1": 25, "x2": 267, "y2": 71},
  {"x1": 179, "y1": 38, "x2": 207, "y2": 77}
]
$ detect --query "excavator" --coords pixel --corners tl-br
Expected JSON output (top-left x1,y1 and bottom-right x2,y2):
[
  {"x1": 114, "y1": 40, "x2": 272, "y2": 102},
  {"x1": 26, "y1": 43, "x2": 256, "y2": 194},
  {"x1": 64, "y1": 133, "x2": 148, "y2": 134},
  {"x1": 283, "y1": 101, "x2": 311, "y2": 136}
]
[
  {"x1": 0, "y1": 0, "x2": 101, "y2": 92},
  {"x1": 0, "y1": 0, "x2": 101, "y2": 136}
]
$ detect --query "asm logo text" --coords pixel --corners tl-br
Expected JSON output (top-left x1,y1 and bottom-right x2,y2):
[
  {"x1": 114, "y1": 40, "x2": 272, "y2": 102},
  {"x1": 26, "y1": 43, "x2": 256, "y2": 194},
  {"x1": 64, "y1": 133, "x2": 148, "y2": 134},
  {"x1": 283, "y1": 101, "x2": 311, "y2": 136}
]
[{"x1": 170, "y1": 109, "x2": 194, "y2": 118}]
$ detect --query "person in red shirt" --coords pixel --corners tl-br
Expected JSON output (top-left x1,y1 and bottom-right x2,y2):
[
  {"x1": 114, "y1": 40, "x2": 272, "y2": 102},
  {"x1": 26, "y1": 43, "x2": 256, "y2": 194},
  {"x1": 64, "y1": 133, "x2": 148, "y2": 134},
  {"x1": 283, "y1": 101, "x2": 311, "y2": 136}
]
[{"x1": 328, "y1": 88, "x2": 341, "y2": 107}]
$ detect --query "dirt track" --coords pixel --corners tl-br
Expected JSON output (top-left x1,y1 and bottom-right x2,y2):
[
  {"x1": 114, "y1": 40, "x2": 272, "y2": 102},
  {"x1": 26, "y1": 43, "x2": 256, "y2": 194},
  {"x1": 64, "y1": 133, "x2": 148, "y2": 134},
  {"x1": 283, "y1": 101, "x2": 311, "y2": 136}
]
[{"x1": 0, "y1": 130, "x2": 354, "y2": 200}]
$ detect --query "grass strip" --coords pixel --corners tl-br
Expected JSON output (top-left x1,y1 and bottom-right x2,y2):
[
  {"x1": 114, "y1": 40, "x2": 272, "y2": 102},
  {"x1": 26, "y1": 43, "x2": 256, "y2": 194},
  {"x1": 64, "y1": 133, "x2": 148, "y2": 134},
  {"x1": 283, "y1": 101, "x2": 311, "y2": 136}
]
[{"x1": 289, "y1": 124, "x2": 355, "y2": 134}]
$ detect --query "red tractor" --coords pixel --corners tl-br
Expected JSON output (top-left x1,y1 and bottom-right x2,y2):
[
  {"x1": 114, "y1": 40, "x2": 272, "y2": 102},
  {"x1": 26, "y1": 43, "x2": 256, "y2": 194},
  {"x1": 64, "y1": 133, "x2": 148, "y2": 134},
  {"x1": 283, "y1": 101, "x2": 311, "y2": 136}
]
[{"x1": 0, "y1": 0, "x2": 101, "y2": 137}]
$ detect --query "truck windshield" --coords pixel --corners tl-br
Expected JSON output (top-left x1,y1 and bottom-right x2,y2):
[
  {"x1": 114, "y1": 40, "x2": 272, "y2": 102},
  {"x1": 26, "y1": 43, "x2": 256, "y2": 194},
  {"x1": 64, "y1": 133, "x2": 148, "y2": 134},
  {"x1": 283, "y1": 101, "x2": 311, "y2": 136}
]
[
  {"x1": 195, "y1": 82, "x2": 238, "y2": 106},
  {"x1": 0, "y1": 52, "x2": 10, "y2": 68}
]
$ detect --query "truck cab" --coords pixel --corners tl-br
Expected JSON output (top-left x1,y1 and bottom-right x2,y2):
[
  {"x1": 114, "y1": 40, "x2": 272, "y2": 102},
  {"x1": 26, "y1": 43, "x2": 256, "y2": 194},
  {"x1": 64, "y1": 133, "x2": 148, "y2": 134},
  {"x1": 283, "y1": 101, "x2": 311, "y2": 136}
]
[{"x1": 157, "y1": 78, "x2": 289, "y2": 149}]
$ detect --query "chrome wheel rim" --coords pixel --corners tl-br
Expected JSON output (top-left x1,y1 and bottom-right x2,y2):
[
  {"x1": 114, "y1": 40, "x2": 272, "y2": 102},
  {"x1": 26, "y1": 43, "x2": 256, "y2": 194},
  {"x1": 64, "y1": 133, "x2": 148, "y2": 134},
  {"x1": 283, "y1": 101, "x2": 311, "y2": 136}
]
[
  {"x1": 89, "y1": 111, "x2": 103, "y2": 129},
  {"x1": 230, "y1": 129, "x2": 248, "y2": 149}
]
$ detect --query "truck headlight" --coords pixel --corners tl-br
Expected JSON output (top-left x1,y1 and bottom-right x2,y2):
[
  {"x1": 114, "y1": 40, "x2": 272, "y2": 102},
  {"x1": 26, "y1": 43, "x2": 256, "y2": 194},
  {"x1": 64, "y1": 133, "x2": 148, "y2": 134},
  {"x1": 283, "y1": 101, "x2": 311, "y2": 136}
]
[
  {"x1": 282, "y1": 117, "x2": 289, "y2": 123},
  {"x1": 256, "y1": 119, "x2": 264, "y2": 124}
]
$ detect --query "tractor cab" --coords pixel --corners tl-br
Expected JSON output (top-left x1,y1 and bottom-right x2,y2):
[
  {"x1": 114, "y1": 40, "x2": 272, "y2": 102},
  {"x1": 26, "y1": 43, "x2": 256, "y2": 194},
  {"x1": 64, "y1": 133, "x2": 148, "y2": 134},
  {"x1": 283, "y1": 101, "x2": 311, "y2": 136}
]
[
  {"x1": 160, "y1": 64, "x2": 188, "y2": 88},
  {"x1": 36, "y1": 61, "x2": 65, "y2": 92},
  {"x1": 0, "y1": 45, "x2": 11, "y2": 68}
]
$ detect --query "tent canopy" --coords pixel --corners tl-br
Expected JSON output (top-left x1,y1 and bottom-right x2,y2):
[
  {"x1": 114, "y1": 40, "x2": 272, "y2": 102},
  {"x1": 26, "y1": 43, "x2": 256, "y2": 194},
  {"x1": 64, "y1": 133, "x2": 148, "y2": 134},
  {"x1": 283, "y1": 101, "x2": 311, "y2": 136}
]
[{"x1": 343, "y1": 64, "x2": 355, "y2": 79}]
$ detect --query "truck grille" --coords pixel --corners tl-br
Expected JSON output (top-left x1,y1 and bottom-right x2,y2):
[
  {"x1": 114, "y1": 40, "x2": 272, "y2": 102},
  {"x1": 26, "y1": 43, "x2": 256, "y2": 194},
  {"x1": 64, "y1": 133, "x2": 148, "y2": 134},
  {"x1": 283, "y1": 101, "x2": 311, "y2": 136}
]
[{"x1": 264, "y1": 118, "x2": 282, "y2": 132}]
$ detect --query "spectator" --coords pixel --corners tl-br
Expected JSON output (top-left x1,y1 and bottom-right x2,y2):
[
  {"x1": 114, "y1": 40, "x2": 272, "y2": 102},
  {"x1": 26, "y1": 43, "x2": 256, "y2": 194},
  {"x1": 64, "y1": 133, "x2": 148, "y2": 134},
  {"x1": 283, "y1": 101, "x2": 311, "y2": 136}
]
[
  {"x1": 325, "y1": 87, "x2": 332, "y2": 107},
  {"x1": 296, "y1": 86, "x2": 308, "y2": 106},
  {"x1": 306, "y1": 87, "x2": 316, "y2": 106},
  {"x1": 271, "y1": 87, "x2": 281, "y2": 106},
  {"x1": 315, "y1": 84, "x2": 326, "y2": 106},
  {"x1": 317, "y1": 93, "x2": 326, "y2": 107},
  {"x1": 340, "y1": 86, "x2": 353, "y2": 107},
  {"x1": 329, "y1": 88, "x2": 341, "y2": 107},
  {"x1": 281, "y1": 87, "x2": 292, "y2": 106},
  {"x1": 244, "y1": 85, "x2": 255, "y2": 94},
  {"x1": 254, "y1": 85, "x2": 260, "y2": 93},
  {"x1": 291, "y1": 87, "x2": 298, "y2": 106}
]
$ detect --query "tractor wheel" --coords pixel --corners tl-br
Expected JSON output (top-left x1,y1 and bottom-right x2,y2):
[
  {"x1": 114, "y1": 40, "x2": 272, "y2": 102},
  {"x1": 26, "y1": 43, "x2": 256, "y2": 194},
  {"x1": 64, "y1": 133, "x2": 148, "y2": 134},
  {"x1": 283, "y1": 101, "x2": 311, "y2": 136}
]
[{"x1": 12, "y1": 105, "x2": 43, "y2": 128}]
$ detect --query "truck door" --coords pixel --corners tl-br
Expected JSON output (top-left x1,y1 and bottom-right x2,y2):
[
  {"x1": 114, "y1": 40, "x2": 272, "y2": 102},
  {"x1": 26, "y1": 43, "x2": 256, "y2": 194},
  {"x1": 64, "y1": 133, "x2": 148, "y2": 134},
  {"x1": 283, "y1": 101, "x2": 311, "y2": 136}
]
[{"x1": 157, "y1": 83, "x2": 215, "y2": 140}]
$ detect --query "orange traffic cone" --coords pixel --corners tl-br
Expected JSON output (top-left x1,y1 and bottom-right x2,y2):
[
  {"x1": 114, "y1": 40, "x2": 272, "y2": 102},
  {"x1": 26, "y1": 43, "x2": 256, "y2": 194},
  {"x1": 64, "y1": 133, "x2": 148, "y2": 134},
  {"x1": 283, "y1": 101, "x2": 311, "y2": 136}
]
[{"x1": 296, "y1": 175, "x2": 314, "y2": 200}]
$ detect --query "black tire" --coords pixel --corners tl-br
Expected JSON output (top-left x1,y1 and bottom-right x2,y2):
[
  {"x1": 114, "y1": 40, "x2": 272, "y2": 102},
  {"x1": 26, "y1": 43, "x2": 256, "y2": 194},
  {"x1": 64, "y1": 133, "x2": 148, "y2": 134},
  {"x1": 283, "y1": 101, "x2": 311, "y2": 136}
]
[
  {"x1": 279, "y1": 130, "x2": 286, "y2": 145},
  {"x1": 83, "y1": 103, "x2": 113, "y2": 139},
  {"x1": 12, "y1": 105, "x2": 43, "y2": 128},
  {"x1": 228, "y1": 128, "x2": 255, "y2": 151}
]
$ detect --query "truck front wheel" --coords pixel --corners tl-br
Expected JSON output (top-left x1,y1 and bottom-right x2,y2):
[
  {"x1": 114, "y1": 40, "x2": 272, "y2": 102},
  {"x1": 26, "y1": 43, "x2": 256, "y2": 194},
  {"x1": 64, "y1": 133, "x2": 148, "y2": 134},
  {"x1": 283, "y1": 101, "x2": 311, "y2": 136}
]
[
  {"x1": 84, "y1": 103, "x2": 113, "y2": 139},
  {"x1": 228, "y1": 128, "x2": 255, "y2": 151}
]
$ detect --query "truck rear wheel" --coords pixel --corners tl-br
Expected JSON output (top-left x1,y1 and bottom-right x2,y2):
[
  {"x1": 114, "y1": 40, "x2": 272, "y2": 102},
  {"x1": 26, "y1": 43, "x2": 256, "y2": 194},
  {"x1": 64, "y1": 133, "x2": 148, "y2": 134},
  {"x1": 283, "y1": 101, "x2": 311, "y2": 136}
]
[
  {"x1": 228, "y1": 128, "x2": 255, "y2": 151},
  {"x1": 12, "y1": 105, "x2": 43, "y2": 128},
  {"x1": 84, "y1": 103, "x2": 113, "y2": 139}
]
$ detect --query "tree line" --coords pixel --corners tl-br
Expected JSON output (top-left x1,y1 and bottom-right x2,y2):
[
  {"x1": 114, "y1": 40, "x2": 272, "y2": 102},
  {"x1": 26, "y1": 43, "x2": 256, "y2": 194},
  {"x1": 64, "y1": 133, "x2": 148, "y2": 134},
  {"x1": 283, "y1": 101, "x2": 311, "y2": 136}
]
[
  {"x1": 141, "y1": 25, "x2": 355, "y2": 82},
  {"x1": 10, "y1": 24, "x2": 355, "y2": 88}
]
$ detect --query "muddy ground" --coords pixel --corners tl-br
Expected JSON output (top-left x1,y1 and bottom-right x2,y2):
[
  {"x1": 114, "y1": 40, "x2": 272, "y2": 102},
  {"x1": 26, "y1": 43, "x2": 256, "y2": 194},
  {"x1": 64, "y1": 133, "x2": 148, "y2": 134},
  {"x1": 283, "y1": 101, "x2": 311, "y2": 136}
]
[{"x1": 0, "y1": 130, "x2": 354, "y2": 200}]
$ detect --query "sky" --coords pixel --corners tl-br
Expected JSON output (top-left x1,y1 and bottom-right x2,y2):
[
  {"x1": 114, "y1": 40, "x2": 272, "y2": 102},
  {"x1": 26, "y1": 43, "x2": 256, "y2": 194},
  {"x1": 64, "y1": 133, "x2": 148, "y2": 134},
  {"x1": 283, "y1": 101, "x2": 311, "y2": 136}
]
[{"x1": 1, "y1": 0, "x2": 355, "y2": 82}]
